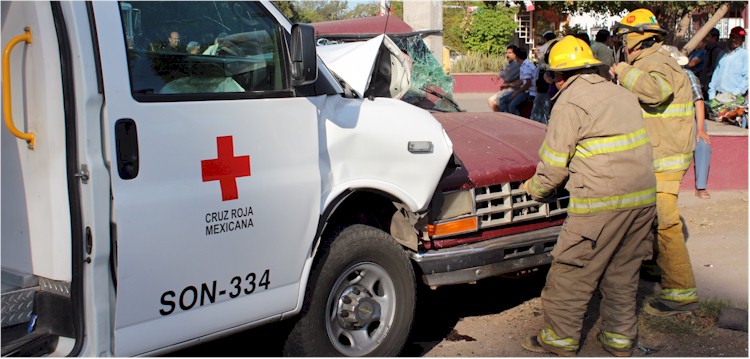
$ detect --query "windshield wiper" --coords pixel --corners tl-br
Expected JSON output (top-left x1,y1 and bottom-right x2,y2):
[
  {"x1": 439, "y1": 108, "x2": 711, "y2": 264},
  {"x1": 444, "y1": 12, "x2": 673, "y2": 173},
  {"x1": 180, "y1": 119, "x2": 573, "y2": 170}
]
[{"x1": 421, "y1": 86, "x2": 462, "y2": 112}]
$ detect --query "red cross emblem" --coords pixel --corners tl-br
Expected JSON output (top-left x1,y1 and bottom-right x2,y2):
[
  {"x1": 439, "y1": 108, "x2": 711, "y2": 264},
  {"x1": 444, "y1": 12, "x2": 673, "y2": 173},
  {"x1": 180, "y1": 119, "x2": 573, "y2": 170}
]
[{"x1": 201, "y1": 136, "x2": 251, "y2": 201}]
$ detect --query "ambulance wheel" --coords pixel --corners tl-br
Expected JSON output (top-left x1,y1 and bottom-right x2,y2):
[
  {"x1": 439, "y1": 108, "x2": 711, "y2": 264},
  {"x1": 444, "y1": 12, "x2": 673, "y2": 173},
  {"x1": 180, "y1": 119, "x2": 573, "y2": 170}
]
[{"x1": 283, "y1": 224, "x2": 416, "y2": 356}]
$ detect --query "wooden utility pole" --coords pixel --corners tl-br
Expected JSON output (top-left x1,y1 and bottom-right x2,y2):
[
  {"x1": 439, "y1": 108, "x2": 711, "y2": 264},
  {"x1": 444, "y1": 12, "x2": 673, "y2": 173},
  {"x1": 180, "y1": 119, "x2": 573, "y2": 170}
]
[{"x1": 682, "y1": 3, "x2": 730, "y2": 55}]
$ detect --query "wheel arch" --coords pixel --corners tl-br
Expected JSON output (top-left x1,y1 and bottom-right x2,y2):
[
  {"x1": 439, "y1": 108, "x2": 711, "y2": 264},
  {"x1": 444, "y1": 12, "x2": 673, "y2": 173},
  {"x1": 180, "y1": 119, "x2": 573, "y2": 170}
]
[
  {"x1": 314, "y1": 188, "x2": 423, "y2": 260},
  {"x1": 320, "y1": 189, "x2": 397, "y2": 239}
]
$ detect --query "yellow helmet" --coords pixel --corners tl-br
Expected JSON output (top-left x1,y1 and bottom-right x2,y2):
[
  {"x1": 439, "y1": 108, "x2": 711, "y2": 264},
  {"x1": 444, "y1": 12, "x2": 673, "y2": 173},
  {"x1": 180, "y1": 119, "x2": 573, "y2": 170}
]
[
  {"x1": 547, "y1": 35, "x2": 602, "y2": 72},
  {"x1": 616, "y1": 8, "x2": 666, "y2": 35},
  {"x1": 615, "y1": 9, "x2": 666, "y2": 50}
]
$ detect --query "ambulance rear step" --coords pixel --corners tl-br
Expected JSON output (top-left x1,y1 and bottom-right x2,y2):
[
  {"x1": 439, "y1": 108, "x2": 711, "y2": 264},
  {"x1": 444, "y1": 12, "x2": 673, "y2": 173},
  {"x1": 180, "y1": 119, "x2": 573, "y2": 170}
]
[{"x1": 2, "y1": 268, "x2": 73, "y2": 356}]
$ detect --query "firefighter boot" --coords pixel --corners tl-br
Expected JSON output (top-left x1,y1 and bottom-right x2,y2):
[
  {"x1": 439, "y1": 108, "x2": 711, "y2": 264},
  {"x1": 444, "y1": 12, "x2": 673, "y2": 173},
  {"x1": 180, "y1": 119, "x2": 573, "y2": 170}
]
[
  {"x1": 644, "y1": 299, "x2": 699, "y2": 316},
  {"x1": 522, "y1": 334, "x2": 577, "y2": 357},
  {"x1": 597, "y1": 331, "x2": 634, "y2": 357}
]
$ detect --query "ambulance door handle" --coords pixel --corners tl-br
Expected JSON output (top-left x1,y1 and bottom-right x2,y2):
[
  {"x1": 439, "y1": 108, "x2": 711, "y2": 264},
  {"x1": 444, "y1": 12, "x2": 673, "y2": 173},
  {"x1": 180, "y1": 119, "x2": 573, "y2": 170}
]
[
  {"x1": 3, "y1": 27, "x2": 35, "y2": 149},
  {"x1": 115, "y1": 119, "x2": 139, "y2": 180}
]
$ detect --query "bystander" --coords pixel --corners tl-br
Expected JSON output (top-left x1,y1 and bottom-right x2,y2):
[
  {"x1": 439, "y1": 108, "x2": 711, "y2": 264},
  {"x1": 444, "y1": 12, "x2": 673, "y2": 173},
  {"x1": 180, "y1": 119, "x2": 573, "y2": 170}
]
[
  {"x1": 530, "y1": 31, "x2": 557, "y2": 124},
  {"x1": 500, "y1": 47, "x2": 536, "y2": 116},
  {"x1": 701, "y1": 28, "x2": 725, "y2": 99},
  {"x1": 707, "y1": 26, "x2": 748, "y2": 128},
  {"x1": 186, "y1": 41, "x2": 200, "y2": 54},
  {"x1": 500, "y1": 46, "x2": 535, "y2": 116},
  {"x1": 665, "y1": 45, "x2": 713, "y2": 199},
  {"x1": 687, "y1": 39, "x2": 707, "y2": 79},
  {"x1": 591, "y1": 29, "x2": 615, "y2": 66},
  {"x1": 488, "y1": 45, "x2": 522, "y2": 112}
]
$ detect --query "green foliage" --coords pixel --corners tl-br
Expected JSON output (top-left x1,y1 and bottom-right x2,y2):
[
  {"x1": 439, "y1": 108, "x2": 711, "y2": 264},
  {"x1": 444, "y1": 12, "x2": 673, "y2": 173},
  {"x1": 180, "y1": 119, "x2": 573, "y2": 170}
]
[
  {"x1": 271, "y1": 1, "x2": 349, "y2": 23},
  {"x1": 271, "y1": 1, "x2": 403, "y2": 23},
  {"x1": 344, "y1": 2, "x2": 380, "y2": 19},
  {"x1": 450, "y1": 51, "x2": 507, "y2": 73},
  {"x1": 533, "y1": 1, "x2": 745, "y2": 45},
  {"x1": 442, "y1": 2, "x2": 470, "y2": 54},
  {"x1": 561, "y1": 23, "x2": 584, "y2": 36},
  {"x1": 272, "y1": 1, "x2": 296, "y2": 21},
  {"x1": 463, "y1": 5, "x2": 518, "y2": 55},
  {"x1": 388, "y1": 1, "x2": 404, "y2": 18}
]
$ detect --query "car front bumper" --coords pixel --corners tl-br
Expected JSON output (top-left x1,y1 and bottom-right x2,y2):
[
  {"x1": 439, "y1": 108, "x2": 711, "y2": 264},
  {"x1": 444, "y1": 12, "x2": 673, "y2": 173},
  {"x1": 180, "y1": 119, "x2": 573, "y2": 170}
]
[{"x1": 410, "y1": 225, "x2": 560, "y2": 287}]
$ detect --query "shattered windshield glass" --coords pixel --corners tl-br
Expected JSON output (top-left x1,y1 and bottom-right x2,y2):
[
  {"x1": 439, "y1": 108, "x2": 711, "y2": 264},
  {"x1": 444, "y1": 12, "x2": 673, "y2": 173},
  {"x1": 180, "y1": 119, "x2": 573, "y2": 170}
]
[{"x1": 394, "y1": 35, "x2": 460, "y2": 112}]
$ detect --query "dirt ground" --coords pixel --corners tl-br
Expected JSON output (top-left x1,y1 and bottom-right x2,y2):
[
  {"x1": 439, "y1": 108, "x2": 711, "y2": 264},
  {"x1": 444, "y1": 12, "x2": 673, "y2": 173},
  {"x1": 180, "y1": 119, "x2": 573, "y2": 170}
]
[{"x1": 421, "y1": 191, "x2": 749, "y2": 357}]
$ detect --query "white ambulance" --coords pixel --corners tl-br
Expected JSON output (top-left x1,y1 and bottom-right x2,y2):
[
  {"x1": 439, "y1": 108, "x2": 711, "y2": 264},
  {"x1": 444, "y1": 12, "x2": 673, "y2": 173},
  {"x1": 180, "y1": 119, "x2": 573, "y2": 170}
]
[{"x1": 1, "y1": 1, "x2": 566, "y2": 356}]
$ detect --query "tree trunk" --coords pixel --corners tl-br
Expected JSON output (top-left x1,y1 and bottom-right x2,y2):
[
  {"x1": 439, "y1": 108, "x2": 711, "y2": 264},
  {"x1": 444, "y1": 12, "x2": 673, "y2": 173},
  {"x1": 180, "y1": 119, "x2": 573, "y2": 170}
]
[{"x1": 681, "y1": 3, "x2": 730, "y2": 55}]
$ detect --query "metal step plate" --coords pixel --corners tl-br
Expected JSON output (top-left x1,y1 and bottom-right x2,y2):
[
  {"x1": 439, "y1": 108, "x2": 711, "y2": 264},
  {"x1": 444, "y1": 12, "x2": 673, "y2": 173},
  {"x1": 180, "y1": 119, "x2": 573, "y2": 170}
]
[{"x1": 2, "y1": 287, "x2": 37, "y2": 327}]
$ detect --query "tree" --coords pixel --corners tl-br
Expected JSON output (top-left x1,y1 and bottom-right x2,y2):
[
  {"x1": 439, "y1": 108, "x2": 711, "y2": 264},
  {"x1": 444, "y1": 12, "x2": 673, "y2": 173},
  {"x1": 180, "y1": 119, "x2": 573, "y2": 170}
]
[
  {"x1": 344, "y1": 2, "x2": 380, "y2": 19},
  {"x1": 270, "y1": 1, "x2": 405, "y2": 23},
  {"x1": 463, "y1": 4, "x2": 518, "y2": 55},
  {"x1": 533, "y1": 1, "x2": 746, "y2": 45},
  {"x1": 270, "y1": 1, "x2": 349, "y2": 23},
  {"x1": 442, "y1": 1, "x2": 473, "y2": 53},
  {"x1": 272, "y1": 1, "x2": 297, "y2": 22},
  {"x1": 561, "y1": 23, "x2": 584, "y2": 37}
]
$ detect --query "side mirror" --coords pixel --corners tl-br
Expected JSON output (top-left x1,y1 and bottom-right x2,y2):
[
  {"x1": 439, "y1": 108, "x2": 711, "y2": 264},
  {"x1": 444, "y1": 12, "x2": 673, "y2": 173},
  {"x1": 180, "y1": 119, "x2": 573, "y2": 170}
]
[{"x1": 290, "y1": 24, "x2": 317, "y2": 86}]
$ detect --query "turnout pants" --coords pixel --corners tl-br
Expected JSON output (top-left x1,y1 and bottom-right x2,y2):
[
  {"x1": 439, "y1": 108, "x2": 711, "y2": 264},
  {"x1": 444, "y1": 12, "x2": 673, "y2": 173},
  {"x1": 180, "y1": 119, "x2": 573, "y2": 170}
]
[
  {"x1": 655, "y1": 171, "x2": 698, "y2": 303},
  {"x1": 539, "y1": 206, "x2": 656, "y2": 351}
]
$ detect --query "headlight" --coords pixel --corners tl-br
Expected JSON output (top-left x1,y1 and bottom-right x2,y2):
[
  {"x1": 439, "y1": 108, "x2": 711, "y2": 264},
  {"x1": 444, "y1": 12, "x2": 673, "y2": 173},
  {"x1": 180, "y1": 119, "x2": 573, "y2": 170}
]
[
  {"x1": 436, "y1": 189, "x2": 473, "y2": 220},
  {"x1": 428, "y1": 189, "x2": 477, "y2": 238}
]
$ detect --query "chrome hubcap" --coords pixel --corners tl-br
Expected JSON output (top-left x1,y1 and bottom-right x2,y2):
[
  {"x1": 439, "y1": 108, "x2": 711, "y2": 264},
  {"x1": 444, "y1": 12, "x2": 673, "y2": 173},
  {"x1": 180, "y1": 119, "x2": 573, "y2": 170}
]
[{"x1": 326, "y1": 262, "x2": 396, "y2": 356}]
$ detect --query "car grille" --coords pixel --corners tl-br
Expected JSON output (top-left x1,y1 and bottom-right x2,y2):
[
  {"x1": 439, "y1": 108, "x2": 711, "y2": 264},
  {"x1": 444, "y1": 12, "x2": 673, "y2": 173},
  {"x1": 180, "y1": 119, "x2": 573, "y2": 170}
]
[{"x1": 475, "y1": 181, "x2": 568, "y2": 230}]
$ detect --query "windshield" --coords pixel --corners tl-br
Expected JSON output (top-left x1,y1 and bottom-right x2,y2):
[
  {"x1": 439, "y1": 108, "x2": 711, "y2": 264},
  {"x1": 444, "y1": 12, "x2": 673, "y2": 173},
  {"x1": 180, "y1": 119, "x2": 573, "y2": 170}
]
[{"x1": 394, "y1": 35, "x2": 461, "y2": 112}]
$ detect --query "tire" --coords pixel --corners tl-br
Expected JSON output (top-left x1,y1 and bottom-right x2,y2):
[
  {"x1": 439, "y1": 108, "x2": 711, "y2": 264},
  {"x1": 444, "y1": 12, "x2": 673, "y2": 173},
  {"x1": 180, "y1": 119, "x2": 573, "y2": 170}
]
[{"x1": 283, "y1": 225, "x2": 416, "y2": 356}]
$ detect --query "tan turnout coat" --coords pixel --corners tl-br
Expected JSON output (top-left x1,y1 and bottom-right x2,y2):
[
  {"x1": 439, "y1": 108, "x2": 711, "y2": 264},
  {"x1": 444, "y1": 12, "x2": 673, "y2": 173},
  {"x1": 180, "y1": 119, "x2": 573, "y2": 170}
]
[
  {"x1": 614, "y1": 43, "x2": 696, "y2": 174},
  {"x1": 526, "y1": 73, "x2": 656, "y2": 215}
]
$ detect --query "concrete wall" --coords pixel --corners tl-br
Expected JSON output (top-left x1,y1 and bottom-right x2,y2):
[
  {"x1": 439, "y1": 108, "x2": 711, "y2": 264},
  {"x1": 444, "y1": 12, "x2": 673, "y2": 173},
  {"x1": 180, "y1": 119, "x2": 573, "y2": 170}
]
[
  {"x1": 452, "y1": 73, "x2": 502, "y2": 93},
  {"x1": 681, "y1": 136, "x2": 748, "y2": 191},
  {"x1": 403, "y1": 1, "x2": 443, "y2": 65}
]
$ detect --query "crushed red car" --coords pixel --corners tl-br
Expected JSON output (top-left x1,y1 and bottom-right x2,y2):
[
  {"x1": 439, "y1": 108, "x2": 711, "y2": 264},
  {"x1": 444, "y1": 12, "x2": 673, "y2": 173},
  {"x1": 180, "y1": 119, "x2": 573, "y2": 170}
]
[{"x1": 313, "y1": 16, "x2": 568, "y2": 287}]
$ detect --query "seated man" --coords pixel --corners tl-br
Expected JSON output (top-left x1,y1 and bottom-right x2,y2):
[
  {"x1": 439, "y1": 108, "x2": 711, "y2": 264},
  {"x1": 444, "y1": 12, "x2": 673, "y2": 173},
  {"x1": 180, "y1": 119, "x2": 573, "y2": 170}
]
[
  {"x1": 488, "y1": 45, "x2": 521, "y2": 111},
  {"x1": 149, "y1": 31, "x2": 185, "y2": 52},
  {"x1": 499, "y1": 47, "x2": 536, "y2": 116},
  {"x1": 707, "y1": 26, "x2": 748, "y2": 127}
]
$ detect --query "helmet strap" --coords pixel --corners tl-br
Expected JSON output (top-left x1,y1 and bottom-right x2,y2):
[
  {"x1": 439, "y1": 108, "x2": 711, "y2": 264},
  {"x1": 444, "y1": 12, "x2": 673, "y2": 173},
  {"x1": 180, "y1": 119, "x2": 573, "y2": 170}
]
[
  {"x1": 615, "y1": 23, "x2": 645, "y2": 36},
  {"x1": 630, "y1": 36, "x2": 659, "y2": 51}
]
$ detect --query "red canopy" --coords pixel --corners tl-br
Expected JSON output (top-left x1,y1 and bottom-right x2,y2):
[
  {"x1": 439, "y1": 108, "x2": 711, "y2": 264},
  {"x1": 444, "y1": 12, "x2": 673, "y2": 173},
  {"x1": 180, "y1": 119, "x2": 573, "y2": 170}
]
[{"x1": 312, "y1": 16, "x2": 415, "y2": 36}]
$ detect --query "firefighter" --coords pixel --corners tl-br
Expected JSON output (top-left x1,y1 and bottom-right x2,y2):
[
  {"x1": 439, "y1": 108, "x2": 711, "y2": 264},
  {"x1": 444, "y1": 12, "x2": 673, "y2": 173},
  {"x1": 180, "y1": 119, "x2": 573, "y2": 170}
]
[
  {"x1": 521, "y1": 35, "x2": 657, "y2": 357},
  {"x1": 611, "y1": 8, "x2": 699, "y2": 316}
]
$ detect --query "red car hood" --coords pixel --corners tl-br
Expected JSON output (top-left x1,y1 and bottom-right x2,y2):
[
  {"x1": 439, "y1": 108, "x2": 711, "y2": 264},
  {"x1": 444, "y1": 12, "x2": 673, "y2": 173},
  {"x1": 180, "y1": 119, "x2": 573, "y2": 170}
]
[{"x1": 431, "y1": 111, "x2": 546, "y2": 190}]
